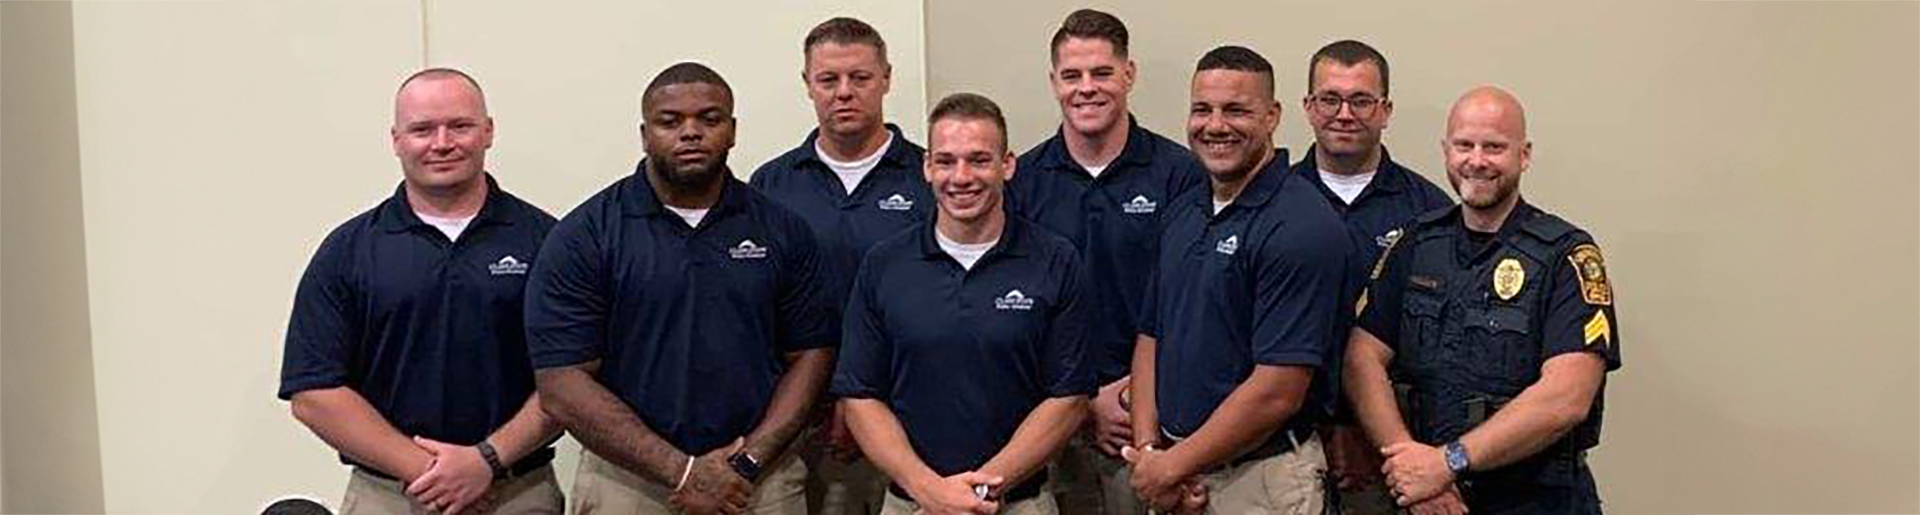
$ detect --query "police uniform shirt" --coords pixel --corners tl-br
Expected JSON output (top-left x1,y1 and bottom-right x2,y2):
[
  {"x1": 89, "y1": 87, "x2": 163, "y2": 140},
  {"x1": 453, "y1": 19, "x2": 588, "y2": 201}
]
[
  {"x1": 523, "y1": 163, "x2": 834, "y2": 456},
  {"x1": 1138, "y1": 149, "x2": 1355, "y2": 439},
  {"x1": 830, "y1": 216, "x2": 1095, "y2": 477},
  {"x1": 1010, "y1": 117, "x2": 1204, "y2": 385},
  {"x1": 750, "y1": 124, "x2": 933, "y2": 304},
  {"x1": 280, "y1": 175, "x2": 558, "y2": 469}
]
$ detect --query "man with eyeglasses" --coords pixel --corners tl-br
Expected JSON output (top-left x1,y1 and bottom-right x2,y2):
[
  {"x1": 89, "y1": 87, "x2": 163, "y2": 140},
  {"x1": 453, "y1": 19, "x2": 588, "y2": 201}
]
[{"x1": 1289, "y1": 40, "x2": 1452, "y2": 515}]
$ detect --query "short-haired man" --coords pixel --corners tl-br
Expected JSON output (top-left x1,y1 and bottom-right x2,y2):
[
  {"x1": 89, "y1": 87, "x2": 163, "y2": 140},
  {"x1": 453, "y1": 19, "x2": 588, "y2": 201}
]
[
  {"x1": 1011, "y1": 11, "x2": 1203, "y2": 513},
  {"x1": 834, "y1": 93, "x2": 1094, "y2": 515},
  {"x1": 1127, "y1": 46, "x2": 1353, "y2": 514},
  {"x1": 1290, "y1": 39, "x2": 1453, "y2": 515},
  {"x1": 281, "y1": 68, "x2": 564, "y2": 515},
  {"x1": 526, "y1": 62, "x2": 834, "y2": 515},
  {"x1": 1345, "y1": 86, "x2": 1622, "y2": 515},
  {"x1": 749, "y1": 18, "x2": 930, "y2": 513}
]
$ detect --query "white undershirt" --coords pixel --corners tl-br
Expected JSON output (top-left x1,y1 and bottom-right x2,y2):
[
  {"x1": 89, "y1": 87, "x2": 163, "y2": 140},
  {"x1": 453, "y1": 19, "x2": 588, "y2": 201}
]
[
  {"x1": 935, "y1": 231, "x2": 998, "y2": 270},
  {"x1": 1082, "y1": 163, "x2": 1109, "y2": 178},
  {"x1": 415, "y1": 211, "x2": 475, "y2": 241},
  {"x1": 1212, "y1": 199, "x2": 1231, "y2": 215},
  {"x1": 663, "y1": 205, "x2": 710, "y2": 227},
  {"x1": 1319, "y1": 169, "x2": 1377, "y2": 205},
  {"x1": 816, "y1": 136, "x2": 893, "y2": 195}
]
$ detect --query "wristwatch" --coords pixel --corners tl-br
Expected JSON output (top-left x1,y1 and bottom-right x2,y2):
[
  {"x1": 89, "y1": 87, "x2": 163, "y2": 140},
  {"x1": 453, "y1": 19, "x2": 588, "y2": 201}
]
[
  {"x1": 476, "y1": 440, "x2": 508, "y2": 479},
  {"x1": 727, "y1": 451, "x2": 763, "y2": 482},
  {"x1": 1444, "y1": 441, "x2": 1471, "y2": 477}
]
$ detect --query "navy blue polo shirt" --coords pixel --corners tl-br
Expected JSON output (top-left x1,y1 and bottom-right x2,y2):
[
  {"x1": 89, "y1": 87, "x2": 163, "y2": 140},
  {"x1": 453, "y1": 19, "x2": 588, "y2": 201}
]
[
  {"x1": 1139, "y1": 149, "x2": 1354, "y2": 439},
  {"x1": 280, "y1": 175, "x2": 557, "y2": 468},
  {"x1": 1292, "y1": 145, "x2": 1453, "y2": 269},
  {"x1": 523, "y1": 163, "x2": 835, "y2": 456},
  {"x1": 1293, "y1": 145, "x2": 1452, "y2": 419},
  {"x1": 830, "y1": 216, "x2": 1095, "y2": 476},
  {"x1": 1010, "y1": 118, "x2": 1204, "y2": 385},
  {"x1": 749, "y1": 124, "x2": 932, "y2": 304}
]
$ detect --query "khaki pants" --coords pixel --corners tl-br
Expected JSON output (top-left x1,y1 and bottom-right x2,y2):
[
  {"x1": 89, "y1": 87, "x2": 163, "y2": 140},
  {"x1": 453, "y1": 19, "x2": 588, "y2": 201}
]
[
  {"x1": 570, "y1": 448, "x2": 806, "y2": 515},
  {"x1": 1336, "y1": 481, "x2": 1397, "y2": 515},
  {"x1": 802, "y1": 446, "x2": 886, "y2": 514},
  {"x1": 881, "y1": 489, "x2": 1058, "y2": 515},
  {"x1": 1192, "y1": 437, "x2": 1327, "y2": 515},
  {"x1": 1052, "y1": 438, "x2": 1143, "y2": 515},
  {"x1": 340, "y1": 465, "x2": 564, "y2": 515}
]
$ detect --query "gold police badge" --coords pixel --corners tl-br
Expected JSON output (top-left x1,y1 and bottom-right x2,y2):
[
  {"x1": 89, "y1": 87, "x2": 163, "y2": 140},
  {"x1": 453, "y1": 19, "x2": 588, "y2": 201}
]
[
  {"x1": 1568, "y1": 244, "x2": 1612, "y2": 306},
  {"x1": 1493, "y1": 258, "x2": 1525, "y2": 301}
]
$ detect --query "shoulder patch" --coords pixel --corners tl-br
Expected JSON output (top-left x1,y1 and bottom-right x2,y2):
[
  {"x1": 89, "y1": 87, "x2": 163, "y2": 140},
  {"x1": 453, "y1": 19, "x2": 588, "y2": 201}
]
[
  {"x1": 1583, "y1": 309, "x2": 1612, "y2": 348},
  {"x1": 1568, "y1": 243, "x2": 1612, "y2": 306}
]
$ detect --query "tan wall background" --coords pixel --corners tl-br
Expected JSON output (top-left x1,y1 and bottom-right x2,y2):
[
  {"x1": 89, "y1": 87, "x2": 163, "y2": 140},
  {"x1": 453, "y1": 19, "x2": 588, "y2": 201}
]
[
  {"x1": 925, "y1": 1, "x2": 1920, "y2": 513},
  {"x1": 2, "y1": 0, "x2": 1916, "y2": 513}
]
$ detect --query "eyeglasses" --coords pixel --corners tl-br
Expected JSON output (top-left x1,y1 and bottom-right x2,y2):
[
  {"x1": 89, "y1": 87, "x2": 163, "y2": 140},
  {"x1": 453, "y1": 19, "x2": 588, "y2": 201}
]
[{"x1": 1307, "y1": 94, "x2": 1386, "y2": 118}]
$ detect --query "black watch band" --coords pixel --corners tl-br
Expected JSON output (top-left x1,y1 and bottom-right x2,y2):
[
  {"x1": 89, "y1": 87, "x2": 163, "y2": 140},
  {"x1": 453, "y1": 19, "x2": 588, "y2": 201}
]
[
  {"x1": 727, "y1": 451, "x2": 762, "y2": 482},
  {"x1": 476, "y1": 441, "x2": 508, "y2": 479}
]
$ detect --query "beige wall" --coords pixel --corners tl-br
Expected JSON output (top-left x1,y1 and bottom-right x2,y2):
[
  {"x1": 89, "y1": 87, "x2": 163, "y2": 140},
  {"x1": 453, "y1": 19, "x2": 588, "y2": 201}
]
[
  {"x1": 927, "y1": 1, "x2": 1920, "y2": 513},
  {"x1": 1, "y1": 0, "x2": 108, "y2": 512}
]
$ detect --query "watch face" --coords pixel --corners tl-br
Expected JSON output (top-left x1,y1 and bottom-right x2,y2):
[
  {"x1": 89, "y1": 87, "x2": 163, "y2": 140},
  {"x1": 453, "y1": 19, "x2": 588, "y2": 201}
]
[
  {"x1": 728, "y1": 452, "x2": 761, "y2": 480},
  {"x1": 1446, "y1": 443, "x2": 1469, "y2": 473}
]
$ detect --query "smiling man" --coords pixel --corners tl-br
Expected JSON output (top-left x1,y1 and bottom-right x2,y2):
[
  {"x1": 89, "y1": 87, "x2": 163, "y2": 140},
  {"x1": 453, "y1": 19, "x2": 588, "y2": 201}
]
[
  {"x1": 834, "y1": 93, "x2": 1093, "y2": 515},
  {"x1": 1287, "y1": 40, "x2": 1453, "y2": 515},
  {"x1": 748, "y1": 18, "x2": 930, "y2": 514},
  {"x1": 525, "y1": 62, "x2": 835, "y2": 515},
  {"x1": 1127, "y1": 46, "x2": 1352, "y2": 514},
  {"x1": 1008, "y1": 12, "x2": 1202, "y2": 513},
  {"x1": 1343, "y1": 86, "x2": 1622, "y2": 515},
  {"x1": 281, "y1": 68, "x2": 563, "y2": 515}
]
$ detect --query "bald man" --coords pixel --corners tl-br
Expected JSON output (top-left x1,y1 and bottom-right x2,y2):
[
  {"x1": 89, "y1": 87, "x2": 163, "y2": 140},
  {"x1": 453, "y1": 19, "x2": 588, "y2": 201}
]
[
  {"x1": 281, "y1": 68, "x2": 565, "y2": 514},
  {"x1": 1342, "y1": 86, "x2": 1622, "y2": 514}
]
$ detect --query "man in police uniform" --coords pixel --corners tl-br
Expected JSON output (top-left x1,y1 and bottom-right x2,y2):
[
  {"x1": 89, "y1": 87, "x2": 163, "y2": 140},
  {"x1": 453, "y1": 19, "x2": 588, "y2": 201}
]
[
  {"x1": 1344, "y1": 86, "x2": 1621, "y2": 514},
  {"x1": 525, "y1": 63, "x2": 834, "y2": 515},
  {"x1": 281, "y1": 68, "x2": 564, "y2": 515},
  {"x1": 748, "y1": 17, "x2": 929, "y2": 514},
  {"x1": 1289, "y1": 40, "x2": 1453, "y2": 515},
  {"x1": 1126, "y1": 46, "x2": 1353, "y2": 514},
  {"x1": 1009, "y1": 11, "x2": 1202, "y2": 513},
  {"x1": 833, "y1": 93, "x2": 1093, "y2": 515}
]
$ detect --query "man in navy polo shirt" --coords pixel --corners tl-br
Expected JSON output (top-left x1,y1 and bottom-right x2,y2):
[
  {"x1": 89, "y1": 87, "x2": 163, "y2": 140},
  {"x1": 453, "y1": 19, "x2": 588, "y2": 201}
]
[
  {"x1": 834, "y1": 93, "x2": 1093, "y2": 515},
  {"x1": 526, "y1": 63, "x2": 834, "y2": 515},
  {"x1": 748, "y1": 17, "x2": 929, "y2": 514},
  {"x1": 1289, "y1": 40, "x2": 1452, "y2": 515},
  {"x1": 1009, "y1": 11, "x2": 1202, "y2": 514},
  {"x1": 280, "y1": 68, "x2": 563, "y2": 515},
  {"x1": 1126, "y1": 46, "x2": 1353, "y2": 514}
]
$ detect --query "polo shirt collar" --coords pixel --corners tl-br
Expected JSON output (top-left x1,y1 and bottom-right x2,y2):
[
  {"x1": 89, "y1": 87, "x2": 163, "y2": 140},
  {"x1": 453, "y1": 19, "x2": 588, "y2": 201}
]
[
  {"x1": 1037, "y1": 115, "x2": 1155, "y2": 175},
  {"x1": 1196, "y1": 147, "x2": 1292, "y2": 212},
  {"x1": 797, "y1": 123, "x2": 915, "y2": 169},
  {"x1": 619, "y1": 159, "x2": 748, "y2": 219},
  {"x1": 917, "y1": 211, "x2": 1032, "y2": 262},
  {"x1": 1295, "y1": 144, "x2": 1409, "y2": 196},
  {"x1": 378, "y1": 173, "x2": 515, "y2": 234}
]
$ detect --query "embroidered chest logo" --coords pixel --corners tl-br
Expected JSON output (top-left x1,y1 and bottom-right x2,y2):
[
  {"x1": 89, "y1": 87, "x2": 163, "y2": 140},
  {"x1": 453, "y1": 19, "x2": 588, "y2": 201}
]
[
  {"x1": 729, "y1": 239, "x2": 770, "y2": 259},
  {"x1": 489, "y1": 255, "x2": 529, "y2": 276},
  {"x1": 994, "y1": 289, "x2": 1036, "y2": 311},
  {"x1": 1215, "y1": 235, "x2": 1240, "y2": 255},
  {"x1": 1122, "y1": 195, "x2": 1158, "y2": 214},
  {"x1": 877, "y1": 193, "x2": 915, "y2": 211},
  {"x1": 1493, "y1": 258, "x2": 1526, "y2": 301}
]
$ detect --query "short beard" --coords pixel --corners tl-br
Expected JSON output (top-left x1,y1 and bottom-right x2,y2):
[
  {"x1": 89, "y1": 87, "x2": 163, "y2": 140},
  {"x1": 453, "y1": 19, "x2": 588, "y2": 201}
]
[{"x1": 649, "y1": 153, "x2": 728, "y2": 197}]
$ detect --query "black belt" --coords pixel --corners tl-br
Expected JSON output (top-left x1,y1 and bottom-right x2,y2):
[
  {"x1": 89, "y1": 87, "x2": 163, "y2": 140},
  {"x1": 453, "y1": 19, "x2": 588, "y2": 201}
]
[
  {"x1": 1165, "y1": 424, "x2": 1317, "y2": 473},
  {"x1": 888, "y1": 470, "x2": 1047, "y2": 504},
  {"x1": 355, "y1": 446, "x2": 554, "y2": 482}
]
